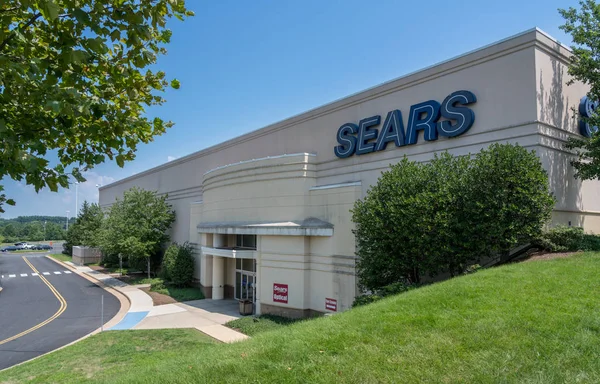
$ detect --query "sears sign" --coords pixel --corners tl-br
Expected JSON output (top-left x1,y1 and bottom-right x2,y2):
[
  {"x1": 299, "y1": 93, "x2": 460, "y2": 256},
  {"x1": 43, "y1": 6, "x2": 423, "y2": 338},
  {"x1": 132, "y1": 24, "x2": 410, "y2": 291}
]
[
  {"x1": 334, "y1": 90, "x2": 477, "y2": 158},
  {"x1": 579, "y1": 96, "x2": 599, "y2": 138}
]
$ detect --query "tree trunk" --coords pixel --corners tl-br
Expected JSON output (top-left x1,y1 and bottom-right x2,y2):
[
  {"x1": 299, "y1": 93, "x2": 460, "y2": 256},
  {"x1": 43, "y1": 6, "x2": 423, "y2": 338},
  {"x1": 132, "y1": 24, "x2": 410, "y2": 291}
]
[{"x1": 147, "y1": 258, "x2": 150, "y2": 279}]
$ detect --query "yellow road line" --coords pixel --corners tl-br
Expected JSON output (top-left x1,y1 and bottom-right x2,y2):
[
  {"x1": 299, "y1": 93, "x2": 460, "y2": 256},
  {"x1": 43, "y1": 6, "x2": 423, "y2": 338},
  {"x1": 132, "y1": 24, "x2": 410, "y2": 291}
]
[{"x1": 0, "y1": 257, "x2": 67, "y2": 346}]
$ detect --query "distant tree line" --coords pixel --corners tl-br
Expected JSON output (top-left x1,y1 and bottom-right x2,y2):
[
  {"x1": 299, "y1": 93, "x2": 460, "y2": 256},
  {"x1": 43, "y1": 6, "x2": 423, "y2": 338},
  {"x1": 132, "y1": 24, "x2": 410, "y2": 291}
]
[{"x1": 0, "y1": 216, "x2": 68, "y2": 243}]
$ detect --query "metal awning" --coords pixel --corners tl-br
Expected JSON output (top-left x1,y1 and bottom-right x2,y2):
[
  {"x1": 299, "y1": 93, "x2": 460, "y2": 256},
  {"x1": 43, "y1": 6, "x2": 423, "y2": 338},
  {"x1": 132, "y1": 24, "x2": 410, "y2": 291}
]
[{"x1": 197, "y1": 217, "x2": 333, "y2": 236}]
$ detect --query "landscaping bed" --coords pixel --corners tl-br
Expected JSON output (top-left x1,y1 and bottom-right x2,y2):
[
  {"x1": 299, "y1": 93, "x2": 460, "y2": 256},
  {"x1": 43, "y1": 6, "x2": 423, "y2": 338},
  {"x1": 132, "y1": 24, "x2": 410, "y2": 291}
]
[{"x1": 114, "y1": 275, "x2": 205, "y2": 304}]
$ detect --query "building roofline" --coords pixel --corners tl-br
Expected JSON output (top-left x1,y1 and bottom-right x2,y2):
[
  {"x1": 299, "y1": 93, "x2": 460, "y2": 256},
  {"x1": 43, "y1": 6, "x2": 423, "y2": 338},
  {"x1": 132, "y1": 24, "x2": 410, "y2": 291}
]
[{"x1": 101, "y1": 27, "x2": 569, "y2": 191}]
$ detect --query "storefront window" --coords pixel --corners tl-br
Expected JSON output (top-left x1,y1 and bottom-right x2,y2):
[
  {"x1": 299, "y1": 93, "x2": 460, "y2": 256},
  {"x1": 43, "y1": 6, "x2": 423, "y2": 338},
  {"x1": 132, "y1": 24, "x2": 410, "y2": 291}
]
[{"x1": 236, "y1": 234, "x2": 256, "y2": 249}]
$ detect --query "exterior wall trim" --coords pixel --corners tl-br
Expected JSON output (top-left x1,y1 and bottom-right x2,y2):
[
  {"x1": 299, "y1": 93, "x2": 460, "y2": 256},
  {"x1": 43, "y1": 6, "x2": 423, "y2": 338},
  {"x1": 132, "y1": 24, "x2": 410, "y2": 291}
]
[
  {"x1": 309, "y1": 181, "x2": 362, "y2": 190},
  {"x1": 200, "y1": 246, "x2": 256, "y2": 259},
  {"x1": 203, "y1": 152, "x2": 316, "y2": 176}
]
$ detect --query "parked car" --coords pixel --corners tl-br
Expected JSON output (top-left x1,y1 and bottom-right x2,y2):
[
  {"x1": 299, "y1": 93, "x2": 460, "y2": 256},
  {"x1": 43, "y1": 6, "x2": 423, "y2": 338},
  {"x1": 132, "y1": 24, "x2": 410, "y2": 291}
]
[
  {"x1": 35, "y1": 244, "x2": 53, "y2": 250},
  {"x1": 14, "y1": 242, "x2": 35, "y2": 250},
  {"x1": 1, "y1": 245, "x2": 17, "y2": 252}
]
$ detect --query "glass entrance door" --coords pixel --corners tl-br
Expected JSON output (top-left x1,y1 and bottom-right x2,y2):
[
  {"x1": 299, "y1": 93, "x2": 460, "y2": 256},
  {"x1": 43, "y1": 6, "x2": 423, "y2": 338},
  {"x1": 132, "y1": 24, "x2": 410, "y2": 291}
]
[
  {"x1": 241, "y1": 272, "x2": 255, "y2": 301},
  {"x1": 235, "y1": 259, "x2": 256, "y2": 302}
]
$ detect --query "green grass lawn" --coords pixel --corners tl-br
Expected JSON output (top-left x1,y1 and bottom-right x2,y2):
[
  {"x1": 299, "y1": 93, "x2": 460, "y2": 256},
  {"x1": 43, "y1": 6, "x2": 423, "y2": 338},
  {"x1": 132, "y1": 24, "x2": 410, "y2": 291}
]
[
  {"x1": 2, "y1": 249, "x2": 46, "y2": 254},
  {"x1": 226, "y1": 314, "x2": 304, "y2": 336},
  {"x1": 0, "y1": 330, "x2": 215, "y2": 383},
  {"x1": 49, "y1": 253, "x2": 72, "y2": 263},
  {"x1": 2, "y1": 253, "x2": 600, "y2": 383}
]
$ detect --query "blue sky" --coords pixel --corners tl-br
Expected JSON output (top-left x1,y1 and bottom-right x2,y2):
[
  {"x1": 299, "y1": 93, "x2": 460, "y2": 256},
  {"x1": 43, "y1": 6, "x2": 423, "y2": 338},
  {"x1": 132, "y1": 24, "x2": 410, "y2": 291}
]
[{"x1": 1, "y1": 0, "x2": 580, "y2": 218}]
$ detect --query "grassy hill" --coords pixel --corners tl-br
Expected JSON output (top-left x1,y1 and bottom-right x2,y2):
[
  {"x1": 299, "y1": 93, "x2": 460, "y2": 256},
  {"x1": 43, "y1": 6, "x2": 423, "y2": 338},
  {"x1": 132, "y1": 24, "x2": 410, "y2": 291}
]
[{"x1": 1, "y1": 253, "x2": 599, "y2": 383}]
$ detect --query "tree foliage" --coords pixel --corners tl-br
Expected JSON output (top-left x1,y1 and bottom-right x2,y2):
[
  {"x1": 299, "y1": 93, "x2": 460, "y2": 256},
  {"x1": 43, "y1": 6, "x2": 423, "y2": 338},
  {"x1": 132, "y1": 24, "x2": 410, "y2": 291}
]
[
  {"x1": 352, "y1": 144, "x2": 555, "y2": 291},
  {"x1": 96, "y1": 187, "x2": 175, "y2": 277},
  {"x1": 560, "y1": 0, "x2": 600, "y2": 179},
  {"x1": 63, "y1": 200, "x2": 103, "y2": 255},
  {"x1": 0, "y1": 0, "x2": 193, "y2": 211}
]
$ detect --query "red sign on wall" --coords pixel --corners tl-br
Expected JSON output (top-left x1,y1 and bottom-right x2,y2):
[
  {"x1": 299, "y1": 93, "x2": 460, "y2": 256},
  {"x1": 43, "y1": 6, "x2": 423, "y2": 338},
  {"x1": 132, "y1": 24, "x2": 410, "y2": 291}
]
[
  {"x1": 325, "y1": 298, "x2": 337, "y2": 311},
  {"x1": 273, "y1": 283, "x2": 288, "y2": 303}
]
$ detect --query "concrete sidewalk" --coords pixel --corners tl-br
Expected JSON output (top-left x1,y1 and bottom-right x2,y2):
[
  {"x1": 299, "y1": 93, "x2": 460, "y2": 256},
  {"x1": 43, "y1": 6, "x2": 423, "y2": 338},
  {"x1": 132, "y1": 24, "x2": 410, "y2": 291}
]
[
  {"x1": 64, "y1": 262, "x2": 248, "y2": 343},
  {"x1": 134, "y1": 299, "x2": 248, "y2": 343}
]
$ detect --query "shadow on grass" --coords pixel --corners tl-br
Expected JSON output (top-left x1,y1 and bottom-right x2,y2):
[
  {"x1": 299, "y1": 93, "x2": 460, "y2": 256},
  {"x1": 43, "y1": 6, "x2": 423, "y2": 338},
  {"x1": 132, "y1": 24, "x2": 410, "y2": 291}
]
[{"x1": 226, "y1": 314, "x2": 305, "y2": 336}]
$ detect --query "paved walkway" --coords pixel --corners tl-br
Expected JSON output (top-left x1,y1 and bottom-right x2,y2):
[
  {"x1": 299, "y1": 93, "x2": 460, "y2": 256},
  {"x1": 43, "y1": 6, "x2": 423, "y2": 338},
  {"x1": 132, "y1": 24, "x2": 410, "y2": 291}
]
[{"x1": 65, "y1": 262, "x2": 249, "y2": 343}]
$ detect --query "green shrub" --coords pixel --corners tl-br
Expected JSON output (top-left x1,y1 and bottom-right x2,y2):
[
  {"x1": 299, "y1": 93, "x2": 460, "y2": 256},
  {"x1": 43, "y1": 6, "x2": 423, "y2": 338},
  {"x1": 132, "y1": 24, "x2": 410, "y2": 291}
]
[
  {"x1": 581, "y1": 234, "x2": 600, "y2": 251},
  {"x1": 151, "y1": 280, "x2": 166, "y2": 291},
  {"x1": 127, "y1": 248, "x2": 164, "y2": 275},
  {"x1": 544, "y1": 226, "x2": 583, "y2": 252},
  {"x1": 352, "y1": 143, "x2": 554, "y2": 291},
  {"x1": 101, "y1": 253, "x2": 121, "y2": 268},
  {"x1": 352, "y1": 281, "x2": 416, "y2": 308},
  {"x1": 163, "y1": 242, "x2": 195, "y2": 286},
  {"x1": 534, "y1": 226, "x2": 600, "y2": 252},
  {"x1": 352, "y1": 294, "x2": 383, "y2": 308}
]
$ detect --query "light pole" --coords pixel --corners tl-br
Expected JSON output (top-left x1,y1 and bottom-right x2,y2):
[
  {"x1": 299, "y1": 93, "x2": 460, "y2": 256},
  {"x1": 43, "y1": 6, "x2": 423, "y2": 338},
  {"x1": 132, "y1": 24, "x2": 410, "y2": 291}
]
[
  {"x1": 44, "y1": 221, "x2": 47, "y2": 241},
  {"x1": 66, "y1": 210, "x2": 70, "y2": 231},
  {"x1": 75, "y1": 182, "x2": 79, "y2": 218}
]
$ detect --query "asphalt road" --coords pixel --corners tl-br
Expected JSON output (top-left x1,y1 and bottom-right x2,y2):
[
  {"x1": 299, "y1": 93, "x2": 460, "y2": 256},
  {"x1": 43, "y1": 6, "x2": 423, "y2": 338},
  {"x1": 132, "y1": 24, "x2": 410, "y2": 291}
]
[{"x1": 0, "y1": 252, "x2": 120, "y2": 370}]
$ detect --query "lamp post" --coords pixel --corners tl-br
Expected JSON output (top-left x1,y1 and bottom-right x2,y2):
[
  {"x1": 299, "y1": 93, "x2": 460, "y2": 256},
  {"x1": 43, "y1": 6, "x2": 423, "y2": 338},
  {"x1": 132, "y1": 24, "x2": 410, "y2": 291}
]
[
  {"x1": 44, "y1": 221, "x2": 47, "y2": 241},
  {"x1": 66, "y1": 210, "x2": 70, "y2": 231},
  {"x1": 75, "y1": 182, "x2": 79, "y2": 218}
]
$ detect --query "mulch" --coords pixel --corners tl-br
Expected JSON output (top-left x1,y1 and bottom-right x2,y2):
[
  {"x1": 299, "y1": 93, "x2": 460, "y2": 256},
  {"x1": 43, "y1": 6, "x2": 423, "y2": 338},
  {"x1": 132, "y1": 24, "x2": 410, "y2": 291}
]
[
  {"x1": 521, "y1": 251, "x2": 581, "y2": 262},
  {"x1": 139, "y1": 287, "x2": 177, "y2": 306}
]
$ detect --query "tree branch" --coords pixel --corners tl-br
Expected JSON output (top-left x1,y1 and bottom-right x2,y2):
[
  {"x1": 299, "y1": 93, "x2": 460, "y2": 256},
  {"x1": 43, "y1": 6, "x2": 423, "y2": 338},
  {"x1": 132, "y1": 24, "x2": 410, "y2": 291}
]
[
  {"x1": 0, "y1": 6, "x2": 21, "y2": 13},
  {"x1": 0, "y1": 12, "x2": 42, "y2": 51}
]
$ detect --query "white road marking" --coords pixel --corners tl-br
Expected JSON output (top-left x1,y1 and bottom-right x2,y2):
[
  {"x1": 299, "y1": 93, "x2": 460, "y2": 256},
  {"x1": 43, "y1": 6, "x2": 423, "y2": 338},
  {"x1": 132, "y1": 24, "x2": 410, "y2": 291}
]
[
  {"x1": 8, "y1": 274, "x2": 15, "y2": 278},
  {"x1": 31, "y1": 273, "x2": 38, "y2": 276},
  {"x1": 20, "y1": 273, "x2": 27, "y2": 277},
  {"x1": 43, "y1": 272, "x2": 50, "y2": 275},
  {"x1": 1, "y1": 275, "x2": 3, "y2": 278},
  {"x1": 64, "y1": 271, "x2": 72, "y2": 274},
  {"x1": 53, "y1": 271, "x2": 61, "y2": 275}
]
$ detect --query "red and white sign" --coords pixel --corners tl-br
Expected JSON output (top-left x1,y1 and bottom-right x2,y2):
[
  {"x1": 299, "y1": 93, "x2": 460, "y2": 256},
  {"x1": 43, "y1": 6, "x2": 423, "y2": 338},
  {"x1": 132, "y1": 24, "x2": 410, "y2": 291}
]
[
  {"x1": 325, "y1": 298, "x2": 337, "y2": 311},
  {"x1": 273, "y1": 283, "x2": 288, "y2": 303}
]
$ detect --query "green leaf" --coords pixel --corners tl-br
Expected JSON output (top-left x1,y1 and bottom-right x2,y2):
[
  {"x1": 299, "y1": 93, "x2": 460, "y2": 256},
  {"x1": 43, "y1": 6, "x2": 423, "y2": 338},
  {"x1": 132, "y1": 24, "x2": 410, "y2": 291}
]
[
  {"x1": 116, "y1": 154, "x2": 125, "y2": 168},
  {"x1": 6, "y1": 199, "x2": 15, "y2": 206},
  {"x1": 170, "y1": 79, "x2": 180, "y2": 89},
  {"x1": 70, "y1": 50, "x2": 89, "y2": 64},
  {"x1": 38, "y1": 0, "x2": 60, "y2": 22},
  {"x1": 45, "y1": 100, "x2": 61, "y2": 113},
  {"x1": 72, "y1": 9, "x2": 90, "y2": 24},
  {"x1": 110, "y1": 29, "x2": 121, "y2": 42},
  {"x1": 46, "y1": 178, "x2": 58, "y2": 192},
  {"x1": 87, "y1": 37, "x2": 108, "y2": 54}
]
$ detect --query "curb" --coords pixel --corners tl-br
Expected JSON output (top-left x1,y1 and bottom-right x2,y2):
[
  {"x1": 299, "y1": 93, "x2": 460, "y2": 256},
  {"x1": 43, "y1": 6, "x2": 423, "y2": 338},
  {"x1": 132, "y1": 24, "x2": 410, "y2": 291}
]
[
  {"x1": 0, "y1": 255, "x2": 131, "y2": 374},
  {"x1": 47, "y1": 257, "x2": 153, "y2": 330},
  {"x1": 46, "y1": 255, "x2": 131, "y2": 330}
]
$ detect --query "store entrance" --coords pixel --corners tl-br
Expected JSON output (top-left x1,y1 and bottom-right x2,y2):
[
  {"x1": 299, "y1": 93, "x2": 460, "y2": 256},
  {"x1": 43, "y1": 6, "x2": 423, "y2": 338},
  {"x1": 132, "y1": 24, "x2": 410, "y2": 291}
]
[{"x1": 235, "y1": 259, "x2": 256, "y2": 303}]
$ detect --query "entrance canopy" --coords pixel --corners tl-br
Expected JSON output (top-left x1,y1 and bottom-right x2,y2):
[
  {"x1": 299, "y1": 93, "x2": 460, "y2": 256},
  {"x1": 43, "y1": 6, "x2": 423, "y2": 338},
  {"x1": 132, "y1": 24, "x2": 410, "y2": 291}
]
[{"x1": 197, "y1": 217, "x2": 333, "y2": 237}]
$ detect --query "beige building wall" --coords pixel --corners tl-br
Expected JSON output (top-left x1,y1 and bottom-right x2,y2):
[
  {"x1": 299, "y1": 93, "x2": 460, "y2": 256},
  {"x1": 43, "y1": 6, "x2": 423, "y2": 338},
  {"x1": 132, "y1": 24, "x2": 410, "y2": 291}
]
[
  {"x1": 533, "y1": 33, "x2": 600, "y2": 229},
  {"x1": 99, "y1": 28, "x2": 598, "y2": 317}
]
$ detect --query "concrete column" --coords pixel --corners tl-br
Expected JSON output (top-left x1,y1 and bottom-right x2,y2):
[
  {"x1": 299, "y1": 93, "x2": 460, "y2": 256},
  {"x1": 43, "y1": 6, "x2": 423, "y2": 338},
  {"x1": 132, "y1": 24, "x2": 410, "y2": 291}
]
[
  {"x1": 255, "y1": 236, "x2": 261, "y2": 315},
  {"x1": 212, "y1": 256, "x2": 225, "y2": 300}
]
